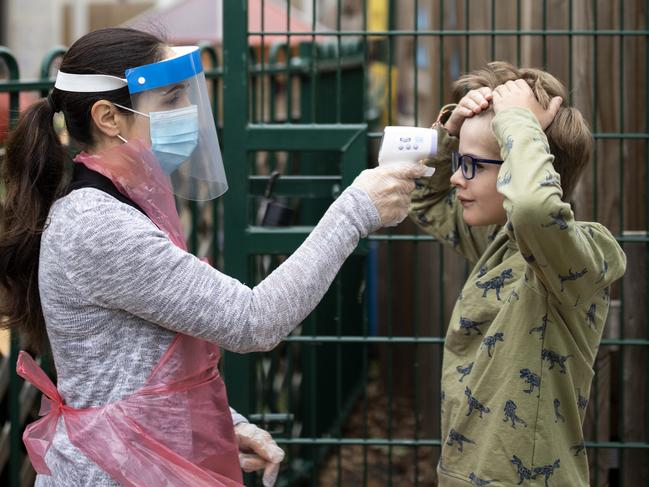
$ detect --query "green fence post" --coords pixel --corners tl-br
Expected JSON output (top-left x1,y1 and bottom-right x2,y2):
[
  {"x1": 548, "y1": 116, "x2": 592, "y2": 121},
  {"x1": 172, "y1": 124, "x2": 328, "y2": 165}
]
[{"x1": 222, "y1": 0, "x2": 254, "y2": 417}]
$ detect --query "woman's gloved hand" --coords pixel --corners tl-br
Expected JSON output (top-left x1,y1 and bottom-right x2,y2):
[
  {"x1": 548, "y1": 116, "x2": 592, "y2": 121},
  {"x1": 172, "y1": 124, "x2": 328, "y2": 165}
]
[
  {"x1": 352, "y1": 162, "x2": 431, "y2": 226},
  {"x1": 234, "y1": 422, "x2": 285, "y2": 487}
]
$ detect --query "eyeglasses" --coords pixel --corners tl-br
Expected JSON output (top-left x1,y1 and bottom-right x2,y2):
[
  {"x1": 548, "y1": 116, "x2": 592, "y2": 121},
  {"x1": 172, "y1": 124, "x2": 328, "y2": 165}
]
[{"x1": 451, "y1": 151, "x2": 504, "y2": 180}]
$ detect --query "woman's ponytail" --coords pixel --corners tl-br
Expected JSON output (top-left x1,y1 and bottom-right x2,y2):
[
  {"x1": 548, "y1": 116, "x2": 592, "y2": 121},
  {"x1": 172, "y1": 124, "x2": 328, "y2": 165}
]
[
  {"x1": 0, "y1": 96, "x2": 66, "y2": 352},
  {"x1": 0, "y1": 27, "x2": 166, "y2": 352}
]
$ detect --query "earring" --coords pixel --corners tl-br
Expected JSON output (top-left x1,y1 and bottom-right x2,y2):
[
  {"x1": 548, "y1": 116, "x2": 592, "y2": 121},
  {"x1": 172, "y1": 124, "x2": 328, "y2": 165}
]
[{"x1": 116, "y1": 134, "x2": 128, "y2": 143}]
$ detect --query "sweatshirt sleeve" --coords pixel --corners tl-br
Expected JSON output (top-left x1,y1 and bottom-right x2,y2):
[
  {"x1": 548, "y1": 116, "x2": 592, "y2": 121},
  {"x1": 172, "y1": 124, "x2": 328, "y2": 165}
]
[
  {"x1": 409, "y1": 124, "x2": 500, "y2": 265},
  {"x1": 63, "y1": 186, "x2": 381, "y2": 353},
  {"x1": 492, "y1": 107, "x2": 626, "y2": 305}
]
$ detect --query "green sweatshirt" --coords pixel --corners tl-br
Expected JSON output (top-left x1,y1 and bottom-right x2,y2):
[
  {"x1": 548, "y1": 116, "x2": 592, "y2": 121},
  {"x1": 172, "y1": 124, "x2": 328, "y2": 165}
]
[{"x1": 409, "y1": 108, "x2": 626, "y2": 486}]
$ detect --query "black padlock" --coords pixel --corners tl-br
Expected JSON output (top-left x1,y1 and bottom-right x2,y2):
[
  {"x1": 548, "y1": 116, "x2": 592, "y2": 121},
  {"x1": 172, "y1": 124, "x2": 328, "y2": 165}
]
[{"x1": 258, "y1": 171, "x2": 295, "y2": 226}]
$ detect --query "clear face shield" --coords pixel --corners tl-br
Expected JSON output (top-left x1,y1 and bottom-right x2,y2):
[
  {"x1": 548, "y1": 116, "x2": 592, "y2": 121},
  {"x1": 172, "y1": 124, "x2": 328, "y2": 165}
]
[
  {"x1": 54, "y1": 46, "x2": 227, "y2": 201},
  {"x1": 122, "y1": 46, "x2": 227, "y2": 200}
]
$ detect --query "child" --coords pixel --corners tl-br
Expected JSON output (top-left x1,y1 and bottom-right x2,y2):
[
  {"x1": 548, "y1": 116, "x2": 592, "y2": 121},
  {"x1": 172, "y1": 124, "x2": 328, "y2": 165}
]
[{"x1": 409, "y1": 62, "x2": 626, "y2": 486}]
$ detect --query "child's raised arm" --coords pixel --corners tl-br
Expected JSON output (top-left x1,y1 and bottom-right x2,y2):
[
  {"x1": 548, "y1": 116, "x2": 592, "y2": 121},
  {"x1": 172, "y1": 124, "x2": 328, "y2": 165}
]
[
  {"x1": 492, "y1": 81, "x2": 626, "y2": 305},
  {"x1": 409, "y1": 93, "x2": 499, "y2": 265}
]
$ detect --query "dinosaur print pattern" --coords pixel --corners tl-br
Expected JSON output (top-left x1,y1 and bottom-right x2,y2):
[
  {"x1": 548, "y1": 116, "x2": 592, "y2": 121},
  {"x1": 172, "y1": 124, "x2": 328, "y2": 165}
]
[
  {"x1": 533, "y1": 459, "x2": 561, "y2": 487},
  {"x1": 511, "y1": 455, "x2": 535, "y2": 484},
  {"x1": 446, "y1": 429, "x2": 475, "y2": 453},
  {"x1": 520, "y1": 368, "x2": 541, "y2": 396},
  {"x1": 476, "y1": 268, "x2": 513, "y2": 300},
  {"x1": 542, "y1": 209, "x2": 569, "y2": 230},
  {"x1": 542, "y1": 348, "x2": 571, "y2": 374},
  {"x1": 445, "y1": 230, "x2": 460, "y2": 247},
  {"x1": 503, "y1": 400, "x2": 527, "y2": 428},
  {"x1": 539, "y1": 170, "x2": 560, "y2": 187},
  {"x1": 602, "y1": 286, "x2": 610, "y2": 302},
  {"x1": 529, "y1": 314, "x2": 550, "y2": 339},
  {"x1": 477, "y1": 266, "x2": 488, "y2": 278},
  {"x1": 577, "y1": 390, "x2": 588, "y2": 410},
  {"x1": 595, "y1": 260, "x2": 608, "y2": 284},
  {"x1": 511, "y1": 455, "x2": 561, "y2": 487},
  {"x1": 508, "y1": 288, "x2": 520, "y2": 302},
  {"x1": 456, "y1": 362, "x2": 474, "y2": 382},
  {"x1": 481, "y1": 332, "x2": 504, "y2": 358},
  {"x1": 459, "y1": 316, "x2": 489, "y2": 336},
  {"x1": 487, "y1": 227, "x2": 500, "y2": 242},
  {"x1": 444, "y1": 188, "x2": 456, "y2": 207},
  {"x1": 503, "y1": 135, "x2": 514, "y2": 157},
  {"x1": 469, "y1": 472, "x2": 494, "y2": 486},
  {"x1": 497, "y1": 171, "x2": 512, "y2": 188},
  {"x1": 521, "y1": 252, "x2": 536, "y2": 264},
  {"x1": 553, "y1": 398, "x2": 565, "y2": 423},
  {"x1": 465, "y1": 387, "x2": 490, "y2": 418},
  {"x1": 570, "y1": 442, "x2": 586, "y2": 456},
  {"x1": 585, "y1": 304, "x2": 597, "y2": 328},
  {"x1": 559, "y1": 267, "x2": 588, "y2": 292}
]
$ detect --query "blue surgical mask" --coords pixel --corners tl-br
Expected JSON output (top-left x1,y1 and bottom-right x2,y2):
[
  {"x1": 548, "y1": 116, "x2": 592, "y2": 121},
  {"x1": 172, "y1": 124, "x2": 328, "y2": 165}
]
[
  {"x1": 149, "y1": 105, "x2": 199, "y2": 174},
  {"x1": 115, "y1": 104, "x2": 199, "y2": 174}
]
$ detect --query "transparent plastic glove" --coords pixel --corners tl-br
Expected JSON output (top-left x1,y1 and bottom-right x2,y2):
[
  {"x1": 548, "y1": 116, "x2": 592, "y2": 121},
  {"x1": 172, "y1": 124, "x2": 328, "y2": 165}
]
[
  {"x1": 352, "y1": 161, "x2": 431, "y2": 226},
  {"x1": 234, "y1": 423, "x2": 285, "y2": 487}
]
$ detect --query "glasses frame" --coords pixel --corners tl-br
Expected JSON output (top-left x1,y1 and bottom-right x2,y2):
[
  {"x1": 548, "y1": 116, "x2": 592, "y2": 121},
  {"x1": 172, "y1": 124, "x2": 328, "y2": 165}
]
[{"x1": 451, "y1": 151, "x2": 504, "y2": 180}]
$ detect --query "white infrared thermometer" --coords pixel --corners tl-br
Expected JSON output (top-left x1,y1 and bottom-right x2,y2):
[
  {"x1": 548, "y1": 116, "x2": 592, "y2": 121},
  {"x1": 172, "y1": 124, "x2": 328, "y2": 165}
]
[{"x1": 378, "y1": 126, "x2": 438, "y2": 165}]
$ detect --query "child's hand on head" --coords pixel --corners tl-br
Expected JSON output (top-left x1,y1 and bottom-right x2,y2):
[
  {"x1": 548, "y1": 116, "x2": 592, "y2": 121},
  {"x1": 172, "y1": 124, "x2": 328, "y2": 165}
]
[
  {"x1": 444, "y1": 87, "x2": 492, "y2": 136},
  {"x1": 492, "y1": 79, "x2": 562, "y2": 130}
]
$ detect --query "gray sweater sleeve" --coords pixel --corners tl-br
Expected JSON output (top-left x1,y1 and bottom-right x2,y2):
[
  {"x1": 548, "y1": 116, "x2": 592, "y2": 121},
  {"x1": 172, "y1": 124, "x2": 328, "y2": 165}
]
[{"x1": 62, "y1": 186, "x2": 380, "y2": 353}]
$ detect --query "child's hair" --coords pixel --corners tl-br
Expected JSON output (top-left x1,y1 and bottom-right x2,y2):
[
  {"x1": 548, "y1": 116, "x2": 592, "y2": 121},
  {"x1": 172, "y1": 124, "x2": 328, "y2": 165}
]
[
  {"x1": 0, "y1": 28, "x2": 166, "y2": 352},
  {"x1": 453, "y1": 61, "x2": 592, "y2": 202}
]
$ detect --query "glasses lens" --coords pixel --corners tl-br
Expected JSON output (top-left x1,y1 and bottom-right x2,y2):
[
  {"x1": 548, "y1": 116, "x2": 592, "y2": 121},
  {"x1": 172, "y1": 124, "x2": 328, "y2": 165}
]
[
  {"x1": 451, "y1": 152, "x2": 459, "y2": 172},
  {"x1": 461, "y1": 156, "x2": 475, "y2": 180}
]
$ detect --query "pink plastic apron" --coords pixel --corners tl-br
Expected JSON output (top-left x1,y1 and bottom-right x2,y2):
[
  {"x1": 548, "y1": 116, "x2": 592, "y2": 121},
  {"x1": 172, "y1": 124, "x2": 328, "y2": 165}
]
[{"x1": 17, "y1": 139, "x2": 244, "y2": 486}]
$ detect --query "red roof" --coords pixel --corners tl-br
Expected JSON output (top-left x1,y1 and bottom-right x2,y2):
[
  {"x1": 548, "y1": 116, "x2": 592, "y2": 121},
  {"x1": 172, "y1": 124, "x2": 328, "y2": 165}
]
[{"x1": 126, "y1": 0, "x2": 327, "y2": 46}]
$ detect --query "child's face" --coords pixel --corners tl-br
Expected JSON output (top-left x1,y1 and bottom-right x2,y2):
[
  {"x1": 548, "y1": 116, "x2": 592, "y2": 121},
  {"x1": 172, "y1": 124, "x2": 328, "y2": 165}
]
[{"x1": 450, "y1": 114, "x2": 507, "y2": 226}]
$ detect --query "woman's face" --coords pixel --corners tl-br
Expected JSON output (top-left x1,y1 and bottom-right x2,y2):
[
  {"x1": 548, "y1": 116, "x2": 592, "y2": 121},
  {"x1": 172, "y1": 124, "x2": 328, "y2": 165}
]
[
  {"x1": 450, "y1": 114, "x2": 507, "y2": 227},
  {"x1": 121, "y1": 47, "x2": 193, "y2": 144}
]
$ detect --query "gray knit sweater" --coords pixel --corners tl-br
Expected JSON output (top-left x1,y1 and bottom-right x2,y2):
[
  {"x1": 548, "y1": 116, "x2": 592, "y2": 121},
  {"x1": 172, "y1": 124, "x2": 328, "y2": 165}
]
[{"x1": 35, "y1": 185, "x2": 380, "y2": 486}]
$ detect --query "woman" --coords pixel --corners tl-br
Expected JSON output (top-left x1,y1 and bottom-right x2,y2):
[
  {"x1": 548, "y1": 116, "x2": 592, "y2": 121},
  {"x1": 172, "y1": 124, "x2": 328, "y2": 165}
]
[{"x1": 0, "y1": 28, "x2": 425, "y2": 486}]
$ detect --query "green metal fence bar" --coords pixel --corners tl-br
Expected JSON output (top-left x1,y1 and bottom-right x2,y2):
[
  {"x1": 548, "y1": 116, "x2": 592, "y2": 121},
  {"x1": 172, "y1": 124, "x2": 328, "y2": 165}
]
[
  {"x1": 279, "y1": 336, "x2": 648, "y2": 345},
  {"x1": 0, "y1": 80, "x2": 54, "y2": 91},
  {"x1": 272, "y1": 438, "x2": 649, "y2": 448},
  {"x1": 361, "y1": 4, "x2": 370, "y2": 485},
  {"x1": 412, "y1": 4, "x2": 421, "y2": 482},
  {"x1": 248, "y1": 29, "x2": 649, "y2": 36},
  {"x1": 222, "y1": 0, "x2": 254, "y2": 415},
  {"x1": 618, "y1": 1, "x2": 627, "y2": 482},
  {"x1": 277, "y1": 438, "x2": 441, "y2": 446}
]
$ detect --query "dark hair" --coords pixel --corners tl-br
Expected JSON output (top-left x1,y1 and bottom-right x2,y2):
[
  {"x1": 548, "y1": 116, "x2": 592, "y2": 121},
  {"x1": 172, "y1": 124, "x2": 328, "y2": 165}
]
[
  {"x1": 0, "y1": 28, "x2": 166, "y2": 352},
  {"x1": 453, "y1": 61, "x2": 592, "y2": 201}
]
